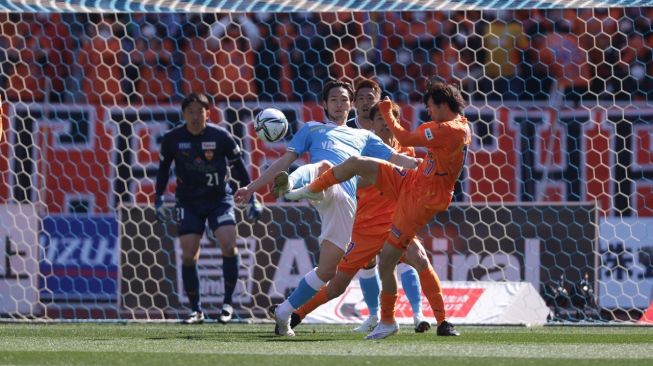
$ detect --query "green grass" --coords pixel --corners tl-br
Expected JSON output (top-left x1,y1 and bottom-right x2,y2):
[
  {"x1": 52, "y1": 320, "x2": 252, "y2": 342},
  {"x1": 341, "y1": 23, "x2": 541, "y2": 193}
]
[{"x1": 1, "y1": 323, "x2": 652, "y2": 366}]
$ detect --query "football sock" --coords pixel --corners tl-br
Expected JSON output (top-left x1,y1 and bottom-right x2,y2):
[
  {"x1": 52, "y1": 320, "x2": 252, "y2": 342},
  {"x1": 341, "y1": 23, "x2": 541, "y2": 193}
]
[
  {"x1": 380, "y1": 291, "x2": 398, "y2": 324},
  {"x1": 222, "y1": 254, "x2": 240, "y2": 306},
  {"x1": 283, "y1": 268, "x2": 325, "y2": 320},
  {"x1": 399, "y1": 264, "x2": 422, "y2": 317},
  {"x1": 295, "y1": 286, "x2": 329, "y2": 319},
  {"x1": 182, "y1": 264, "x2": 201, "y2": 312},
  {"x1": 359, "y1": 267, "x2": 380, "y2": 317},
  {"x1": 418, "y1": 266, "x2": 446, "y2": 325},
  {"x1": 308, "y1": 167, "x2": 339, "y2": 193}
]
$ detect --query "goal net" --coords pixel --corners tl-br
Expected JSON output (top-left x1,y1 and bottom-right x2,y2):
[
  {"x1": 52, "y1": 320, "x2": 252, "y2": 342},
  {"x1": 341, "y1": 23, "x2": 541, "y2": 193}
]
[{"x1": 1, "y1": 4, "x2": 652, "y2": 324}]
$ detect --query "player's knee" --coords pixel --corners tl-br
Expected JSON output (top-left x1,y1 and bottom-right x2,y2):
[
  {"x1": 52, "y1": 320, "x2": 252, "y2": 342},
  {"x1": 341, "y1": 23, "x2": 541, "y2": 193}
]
[
  {"x1": 220, "y1": 242, "x2": 238, "y2": 257},
  {"x1": 181, "y1": 256, "x2": 196, "y2": 266},
  {"x1": 315, "y1": 266, "x2": 337, "y2": 282}
]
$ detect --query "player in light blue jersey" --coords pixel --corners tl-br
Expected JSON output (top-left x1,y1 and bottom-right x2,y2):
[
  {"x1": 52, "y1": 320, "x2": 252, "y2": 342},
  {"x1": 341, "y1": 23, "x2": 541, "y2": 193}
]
[{"x1": 234, "y1": 79, "x2": 419, "y2": 336}]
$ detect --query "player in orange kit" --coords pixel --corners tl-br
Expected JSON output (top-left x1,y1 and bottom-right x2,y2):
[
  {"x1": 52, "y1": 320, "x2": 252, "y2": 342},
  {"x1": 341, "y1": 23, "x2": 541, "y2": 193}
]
[
  {"x1": 280, "y1": 101, "x2": 432, "y2": 333},
  {"x1": 286, "y1": 80, "x2": 470, "y2": 338}
]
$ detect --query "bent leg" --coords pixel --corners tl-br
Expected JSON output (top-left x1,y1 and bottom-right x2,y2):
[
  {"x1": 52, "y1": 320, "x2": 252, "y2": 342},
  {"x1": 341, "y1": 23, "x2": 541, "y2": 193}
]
[{"x1": 377, "y1": 242, "x2": 404, "y2": 325}]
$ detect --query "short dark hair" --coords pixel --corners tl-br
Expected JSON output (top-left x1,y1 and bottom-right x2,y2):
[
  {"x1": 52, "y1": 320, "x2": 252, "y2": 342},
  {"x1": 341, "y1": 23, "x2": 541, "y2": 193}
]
[
  {"x1": 422, "y1": 79, "x2": 465, "y2": 114},
  {"x1": 321, "y1": 79, "x2": 354, "y2": 103},
  {"x1": 369, "y1": 101, "x2": 400, "y2": 121},
  {"x1": 354, "y1": 79, "x2": 382, "y2": 99},
  {"x1": 181, "y1": 92, "x2": 210, "y2": 112}
]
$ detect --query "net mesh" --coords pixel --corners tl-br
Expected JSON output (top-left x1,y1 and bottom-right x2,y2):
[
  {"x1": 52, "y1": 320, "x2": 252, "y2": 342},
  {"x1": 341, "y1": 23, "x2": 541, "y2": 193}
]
[{"x1": 0, "y1": 8, "x2": 652, "y2": 323}]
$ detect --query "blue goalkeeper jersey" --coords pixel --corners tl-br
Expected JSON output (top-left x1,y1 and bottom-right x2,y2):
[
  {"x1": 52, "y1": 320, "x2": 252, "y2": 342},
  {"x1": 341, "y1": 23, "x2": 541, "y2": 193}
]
[{"x1": 287, "y1": 120, "x2": 393, "y2": 200}]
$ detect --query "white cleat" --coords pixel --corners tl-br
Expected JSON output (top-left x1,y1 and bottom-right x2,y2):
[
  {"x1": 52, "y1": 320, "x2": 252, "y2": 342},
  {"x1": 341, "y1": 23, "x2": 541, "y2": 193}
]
[
  {"x1": 365, "y1": 321, "x2": 399, "y2": 340},
  {"x1": 413, "y1": 315, "x2": 431, "y2": 333},
  {"x1": 218, "y1": 304, "x2": 233, "y2": 324},
  {"x1": 353, "y1": 315, "x2": 379, "y2": 333},
  {"x1": 274, "y1": 307, "x2": 295, "y2": 337},
  {"x1": 183, "y1": 311, "x2": 205, "y2": 324},
  {"x1": 284, "y1": 185, "x2": 325, "y2": 202}
]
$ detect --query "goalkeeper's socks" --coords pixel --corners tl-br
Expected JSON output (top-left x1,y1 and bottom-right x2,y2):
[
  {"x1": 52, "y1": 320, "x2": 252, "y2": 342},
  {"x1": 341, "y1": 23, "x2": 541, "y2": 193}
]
[
  {"x1": 295, "y1": 286, "x2": 329, "y2": 319},
  {"x1": 285, "y1": 268, "x2": 325, "y2": 318},
  {"x1": 182, "y1": 264, "x2": 201, "y2": 312},
  {"x1": 418, "y1": 266, "x2": 446, "y2": 325},
  {"x1": 359, "y1": 267, "x2": 381, "y2": 317},
  {"x1": 222, "y1": 254, "x2": 240, "y2": 305},
  {"x1": 307, "y1": 167, "x2": 339, "y2": 193},
  {"x1": 380, "y1": 291, "x2": 398, "y2": 324},
  {"x1": 399, "y1": 264, "x2": 422, "y2": 316}
]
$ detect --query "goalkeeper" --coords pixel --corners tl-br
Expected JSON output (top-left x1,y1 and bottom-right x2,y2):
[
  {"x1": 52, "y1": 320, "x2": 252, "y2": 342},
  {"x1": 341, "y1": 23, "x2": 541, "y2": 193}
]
[{"x1": 154, "y1": 92, "x2": 262, "y2": 324}]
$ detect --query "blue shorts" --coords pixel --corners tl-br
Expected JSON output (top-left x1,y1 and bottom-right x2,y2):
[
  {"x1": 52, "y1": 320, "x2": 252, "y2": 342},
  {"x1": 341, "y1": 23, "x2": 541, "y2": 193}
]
[{"x1": 175, "y1": 198, "x2": 236, "y2": 236}]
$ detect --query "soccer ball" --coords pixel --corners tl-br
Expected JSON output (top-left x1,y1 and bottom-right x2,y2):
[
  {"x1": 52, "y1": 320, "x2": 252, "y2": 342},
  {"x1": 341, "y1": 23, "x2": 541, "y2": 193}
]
[{"x1": 255, "y1": 108, "x2": 289, "y2": 143}]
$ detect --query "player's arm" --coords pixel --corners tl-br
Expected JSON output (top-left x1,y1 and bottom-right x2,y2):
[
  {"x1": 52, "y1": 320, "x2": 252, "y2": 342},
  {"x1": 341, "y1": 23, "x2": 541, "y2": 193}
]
[
  {"x1": 379, "y1": 100, "x2": 427, "y2": 147},
  {"x1": 154, "y1": 134, "x2": 174, "y2": 222},
  {"x1": 224, "y1": 135, "x2": 251, "y2": 188},
  {"x1": 154, "y1": 134, "x2": 173, "y2": 198},
  {"x1": 234, "y1": 150, "x2": 297, "y2": 204}
]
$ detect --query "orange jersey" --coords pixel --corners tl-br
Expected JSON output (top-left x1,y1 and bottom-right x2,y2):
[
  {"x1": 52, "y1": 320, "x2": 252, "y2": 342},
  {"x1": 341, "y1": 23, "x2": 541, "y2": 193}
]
[
  {"x1": 351, "y1": 141, "x2": 414, "y2": 236},
  {"x1": 410, "y1": 118, "x2": 470, "y2": 210},
  {"x1": 380, "y1": 101, "x2": 471, "y2": 211}
]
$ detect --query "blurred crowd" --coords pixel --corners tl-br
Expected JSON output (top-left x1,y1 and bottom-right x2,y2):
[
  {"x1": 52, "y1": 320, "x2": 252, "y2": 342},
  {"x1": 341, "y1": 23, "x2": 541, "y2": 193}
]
[{"x1": 1, "y1": 8, "x2": 652, "y2": 106}]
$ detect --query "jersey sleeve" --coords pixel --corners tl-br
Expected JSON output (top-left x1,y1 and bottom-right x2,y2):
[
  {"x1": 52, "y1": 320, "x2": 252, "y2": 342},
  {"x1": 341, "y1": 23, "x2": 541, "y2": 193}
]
[
  {"x1": 287, "y1": 123, "x2": 311, "y2": 155},
  {"x1": 155, "y1": 131, "x2": 174, "y2": 196},
  {"x1": 222, "y1": 131, "x2": 252, "y2": 187},
  {"x1": 380, "y1": 101, "x2": 433, "y2": 147},
  {"x1": 361, "y1": 131, "x2": 394, "y2": 161}
]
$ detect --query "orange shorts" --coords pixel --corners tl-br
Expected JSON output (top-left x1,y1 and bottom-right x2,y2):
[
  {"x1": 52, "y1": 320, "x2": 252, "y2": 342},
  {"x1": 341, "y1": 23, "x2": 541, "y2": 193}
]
[
  {"x1": 375, "y1": 162, "x2": 443, "y2": 250},
  {"x1": 338, "y1": 230, "x2": 388, "y2": 274},
  {"x1": 337, "y1": 230, "x2": 411, "y2": 274}
]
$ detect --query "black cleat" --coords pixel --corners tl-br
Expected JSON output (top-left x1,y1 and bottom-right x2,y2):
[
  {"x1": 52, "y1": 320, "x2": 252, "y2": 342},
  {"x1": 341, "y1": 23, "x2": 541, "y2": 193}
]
[
  {"x1": 268, "y1": 304, "x2": 302, "y2": 329},
  {"x1": 436, "y1": 320, "x2": 460, "y2": 336},
  {"x1": 414, "y1": 320, "x2": 431, "y2": 333}
]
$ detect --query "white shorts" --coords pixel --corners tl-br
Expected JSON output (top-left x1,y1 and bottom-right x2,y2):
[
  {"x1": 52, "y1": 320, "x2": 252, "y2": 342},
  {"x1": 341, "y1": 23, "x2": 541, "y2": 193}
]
[{"x1": 298, "y1": 163, "x2": 356, "y2": 252}]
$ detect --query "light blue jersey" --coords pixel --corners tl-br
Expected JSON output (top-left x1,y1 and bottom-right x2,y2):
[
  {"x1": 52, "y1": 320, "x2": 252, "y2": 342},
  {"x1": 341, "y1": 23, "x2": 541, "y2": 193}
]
[{"x1": 287, "y1": 121, "x2": 394, "y2": 200}]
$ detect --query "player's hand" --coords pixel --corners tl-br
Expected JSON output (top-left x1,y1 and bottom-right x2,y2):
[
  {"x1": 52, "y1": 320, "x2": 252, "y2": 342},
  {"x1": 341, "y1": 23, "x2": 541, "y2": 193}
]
[
  {"x1": 245, "y1": 196, "x2": 263, "y2": 223},
  {"x1": 234, "y1": 186, "x2": 253, "y2": 205},
  {"x1": 154, "y1": 195, "x2": 169, "y2": 223}
]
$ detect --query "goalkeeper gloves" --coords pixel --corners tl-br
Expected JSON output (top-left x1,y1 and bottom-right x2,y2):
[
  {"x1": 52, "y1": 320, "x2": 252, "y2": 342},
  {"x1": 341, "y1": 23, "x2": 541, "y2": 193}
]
[{"x1": 245, "y1": 196, "x2": 263, "y2": 223}]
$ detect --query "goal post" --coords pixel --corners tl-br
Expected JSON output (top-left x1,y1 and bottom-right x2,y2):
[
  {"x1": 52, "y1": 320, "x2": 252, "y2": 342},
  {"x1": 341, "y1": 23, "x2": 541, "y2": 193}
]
[{"x1": 0, "y1": 4, "x2": 652, "y2": 323}]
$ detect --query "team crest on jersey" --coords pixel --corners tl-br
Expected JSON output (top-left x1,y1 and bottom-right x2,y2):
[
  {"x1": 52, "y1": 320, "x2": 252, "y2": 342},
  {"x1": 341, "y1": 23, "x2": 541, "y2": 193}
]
[
  {"x1": 178, "y1": 142, "x2": 191, "y2": 149},
  {"x1": 424, "y1": 128, "x2": 433, "y2": 141},
  {"x1": 204, "y1": 150, "x2": 214, "y2": 161},
  {"x1": 202, "y1": 141, "x2": 216, "y2": 150}
]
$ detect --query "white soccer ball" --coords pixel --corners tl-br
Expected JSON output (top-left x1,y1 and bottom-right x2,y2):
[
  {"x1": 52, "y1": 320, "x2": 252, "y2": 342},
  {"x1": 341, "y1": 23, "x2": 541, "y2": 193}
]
[{"x1": 255, "y1": 108, "x2": 289, "y2": 143}]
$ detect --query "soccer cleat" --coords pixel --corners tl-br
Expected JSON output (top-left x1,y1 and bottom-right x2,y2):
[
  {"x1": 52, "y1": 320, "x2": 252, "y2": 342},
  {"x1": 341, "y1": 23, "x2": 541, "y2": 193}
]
[
  {"x1": 183, "y1": 311, "x2": 205, "y2": 324},
  {"x1": 436, "y1": 320, "x2": 460, "y2": 336},
  {"x1": 365, "y1": 321, "x2": 399, "y2": 340},
  {"x1": 413, "y1": 315, "x2": 431, "y2": 333},
  {"x1": 284, "y1": 185, "x2": 325, "y2": 202},
  {"x1": 218, "y1": 304, "x2": 233, "y2": 324},
  {"x1": 268, "y1": 305, "x2": 302, "y2": 329},
  {"x1": 272, "y1": 306, "x2": 295, "y2": 337},
  {"x1": 353, "y1": 315, "x2": 378, "y2": 333},
  {"x1": 272, "y1": 171, "x2": 290, "y2": 198}
]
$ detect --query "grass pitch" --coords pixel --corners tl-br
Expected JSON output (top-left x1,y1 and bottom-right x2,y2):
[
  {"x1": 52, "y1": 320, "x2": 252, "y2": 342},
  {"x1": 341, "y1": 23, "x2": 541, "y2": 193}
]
[{"x1": 1, "y1": 323, "x2": 652, "y2": 366}]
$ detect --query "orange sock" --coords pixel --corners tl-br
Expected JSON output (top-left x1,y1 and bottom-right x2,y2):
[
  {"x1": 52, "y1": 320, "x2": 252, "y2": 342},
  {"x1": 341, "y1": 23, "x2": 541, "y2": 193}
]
[
  {"x1": 380, "y1": 291, "x2": 398, "y2": 324},
  {"x1": 307, "y1": 167, "x2": 339, "y2": 193},
  {"x1": 418, "y1": 267, "x2": 446, "y2": 325},
  {"x1": 295, "y1": 286, "x2": 329, "y2": 320}
]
